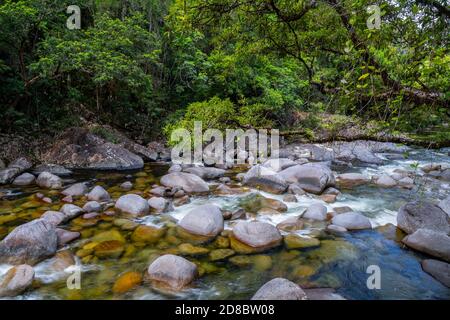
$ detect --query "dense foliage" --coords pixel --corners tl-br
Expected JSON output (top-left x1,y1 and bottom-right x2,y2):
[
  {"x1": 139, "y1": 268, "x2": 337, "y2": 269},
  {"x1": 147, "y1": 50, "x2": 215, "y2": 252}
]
[{"x1": 0, "y1": 0, "x2": 448, "y2": 140}]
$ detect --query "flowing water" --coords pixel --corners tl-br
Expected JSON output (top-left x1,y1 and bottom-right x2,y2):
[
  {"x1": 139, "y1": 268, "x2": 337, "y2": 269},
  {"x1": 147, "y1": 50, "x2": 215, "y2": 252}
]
[{"x1": 0, "y1": 147, "x2": 449, "y2": 300}]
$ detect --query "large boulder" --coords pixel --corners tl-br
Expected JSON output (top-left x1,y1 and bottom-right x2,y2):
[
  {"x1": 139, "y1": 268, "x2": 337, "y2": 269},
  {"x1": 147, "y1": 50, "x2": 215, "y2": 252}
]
[
  {"x1": 397, "y1": 201, "x2": 449, "y2": 235},
  {"x1": 115, "y1": 194, "x2": 150, "y2": 216},
  {"x1": 0, "y1": 265, "x2": 35, "y2": 297},
  {"x1": 32, "y1": 164, "x2": 72, "y2": 177},
  {"x1": 438, "y1": 196, "x2": 450, "y2": 218},
  {"x1": 160, "y1": 172, "x2": 209, "y2": 193},
  {"x1": 12, "y1": 173, "x2": 35, "y2": 186},
  {"x1": 178, "y1": 204, "x2": 223, "y2": 237},
  {"x1": 243, "y1": 165, "x2": 288, "y2": 194},
  {"x1": 262, "y1": 158, "x2": 297, "y2": 172},
  {"x1": 183, "y1": 167, "x2": 226, "y2": 180},
  {"x1": 302, "y1": 203, "x2": 328, "y2": 221},
  {"x1": 40, "y1": 211, "x2": 65, "y2": 226},
  {"x1": 36, "y1": 172, "x2": 63, "y2": 189},
  {"x1": 336, "y1": 173, "x2": 370, "y2": 188},
  {"x1": 402, "y1": 229, "x2": 450, "y2": 262},
  {"x1": 0, "y1": 157, "x2": 32, "y2": 184},
  {"x1": 61, "y1": 182, "x2": 88, "y2": 197},
  {"x1": 251, "y1": 278, "x2": 307, "y2": 300},
  {"x1": 421, "y1": 259, "x2": 450, "y2": 288},
  {"x1": 277, "y1": 163, "x2": 335, "y2": 194},
  {"x1": 0, "y1": 219, "x2": 58, "y2": 265},
  {"x1": 231, "y1": 221, "x2": 282, "y2": 252},
  {"x1": 41, "y1": 127, "x2": 144, "y2": 170},
  {"x1": 147, "y1": 254, "x2": 198, "y2": 290},
  {"x1": 331, "y1": 212, "x2": 372, "y2": 230}
]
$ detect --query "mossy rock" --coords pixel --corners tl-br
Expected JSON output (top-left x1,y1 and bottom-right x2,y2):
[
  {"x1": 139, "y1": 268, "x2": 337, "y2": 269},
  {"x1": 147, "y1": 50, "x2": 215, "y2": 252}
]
[
  {"x1": 209, "y1": 249, "x2": 235, "y2": 261},
  {"x1": 291, "y1": 265, "x2": 317, "y2": 278},
  {"x1": 252, "y1": 255, "x2": 272, "y2": 271},
  {"x1": 131, "y1": 225, "x2": 166, "y2": 243},
  {"x1": 92, "y1": 229, "x2": 126, "y2": 243},
  {"x1": 307, "y1": 239, "x2": 358, "y2": 264},
  {"x1": 284, "y1": 234, "x2": 320, "y2": 249},
  {"x1": 228, "y1": 255, "x2": 252, "y2": 267},
  {"x1": 72, "y1": 217, "x2": 99, "y2": 227},
  {"x1": 239, "y1": 193, "x2": 287, "y2": 213},
  {"x1": 178, "y1": 243, "x2": 210, "y2": 256},
  {"x1": 176, "y1": 226, "x2": 212, "y2": 244},
  {"x1": 213, "y1": 236, "x2": 230, "y2": 248},
  {"x1": 94, "y1": 240, "x2": 125, "y2": 259},
  {"x1": 113, "y1": 218, "x2": 139, "y2": 231}
]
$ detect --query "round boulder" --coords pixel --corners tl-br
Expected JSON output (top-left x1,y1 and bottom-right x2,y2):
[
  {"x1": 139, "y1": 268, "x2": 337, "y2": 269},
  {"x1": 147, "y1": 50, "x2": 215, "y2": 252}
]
[
  {"x1": 178, "y1": 204, "x2": 223, "y2": 238},
  {"x1": 36, "y1": 172, "x2": 63, "y2": 189},
  {"x1": 147, "y1": 254, "x2": 198, "y2": 290},
  {"x1": 160, "y1": 172, "x2": 209, "y2": 193},
  {"x1": 232, "y1": 221, "x2": 282, "y2": 252},
  {"x1": 251, "y1": 278, "x2": 307, "y2": 300},
  {"x1": 0, "y1": 265, "x2": 35, "y2": 297},
  {"x1": 115, "y1": 194, "x2": 150, "y2": 216},
  {"x1": 331, "y1": 212, "x2": 371, "y2": 230},
  {"x1": 397, "y1": 201, "x2": 449, "y2": 235}
]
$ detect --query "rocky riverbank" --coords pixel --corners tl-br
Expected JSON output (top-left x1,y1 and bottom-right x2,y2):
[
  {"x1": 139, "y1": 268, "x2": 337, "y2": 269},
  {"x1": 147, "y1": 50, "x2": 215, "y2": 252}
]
[{"x1": 0, "y1": 137, "x2": 449, "y2": 299}]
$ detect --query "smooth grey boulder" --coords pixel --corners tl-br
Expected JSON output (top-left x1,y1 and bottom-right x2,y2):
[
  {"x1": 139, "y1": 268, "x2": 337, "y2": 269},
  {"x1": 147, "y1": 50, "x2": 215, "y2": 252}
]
[
  {"x1": 0, "y1": 265, "x2": 35, "y2": 297},
  {"x1": 115, "y1": 194, "x2": 150, "y2": 216},
  {"x1": 262, "y1": 158, "x2": 297, "y2": 172},
  {"x1": 375, "y1": 175, "x2": 397, "y2": 188},
  {"x1": 0, "y1": 219, "x2": 58, "y2": 265},
  {"x1": 438, "y1": 196, "x2": 450, "y2": 218},
  {"x1": 252, "y1": 278, "x2": 307, "y2": 300},
  {"x1": 232, "y1": 221, "x2": 282, "y2": 249},
  {"x1": 87, "y1": 185, "x2": 110, "y2": 201},
  {"x1": 421, "y1": 259, "x2": 450, "y2": 288},
  {"x1": 178, "y1": 204, "x2": 223, "y2": 237},
  {"x1": 12, "y1": 173, "x2": 35, "y2": 186},
  {"x1": 397, "y1": 201, "x2": 449, "y2": 235},
  {"x1": 40, "y1": 211, "x2": 65, "y2": 226},
  {"x1": 402, "y1": 229, "x2": 450, "y2": 262},
  {"x1": 303, "y1": 203, "x2": 328, "y2": 221},
  {"x1": 61, "y1": 183, "x2": 88, "y2": 197},
  {"x1": 243, "y1": 165, "x2": 288, "y2": 194},
  {"x1": 0, "y1": 157, "x2": 32, "y2": 184},
  {"x1": 183, "y1": 167, "x2": 226, "y2": 180},
  {"x1": 36, "y1": 172, "x2": 63, "y2": 189},
  {"x1": 147, "y1": 254, "x2": 198, "y2": 290},
  {"x1": 277, "y1": 163, "x2": 335, "y2": 194},
  {"x1": 160, "y1": 172, "x2": 209, "y2": 193},
  {"x1": 60, "y1": 204, "x2": 84, "y2": 220},
  {"x1": 148, "y1": 197, "x2": 172, "y2": 213},
  {"x1": 331, "y1": 212, "x2": 372, "y2": 230},
  {"x1": 82, "y1": 201, "x2": 101, "y2": 213}
]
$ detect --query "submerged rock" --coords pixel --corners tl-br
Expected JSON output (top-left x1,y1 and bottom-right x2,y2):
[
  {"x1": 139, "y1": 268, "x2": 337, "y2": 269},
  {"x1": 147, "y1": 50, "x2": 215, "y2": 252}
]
[
  {"x1": 239, "y1": 193, "x2": 287, "y2": 213},
  {"x1": 251, "y1": 278, "x2": 307, "y2": 300},
  {"x1": 147, "y1": 254, "x2": 198, "y2": 290},
  {"x1": 178, "y1": 204, "x2": 223, "y2": 238},
  {"x1": 421, "y1": 259, "x2": 450, "y2": 288},
  {"x1": 131, "y1": 225, "x2": 166, "y2": 243},
  {"x1": 284, "y1": 234, "x2": 320, "y2": 249},
  {"x1": 36, "y1": 172, "x2": 63, "y2": 189},
  {"x1": 397, "y1": 201, "x2": 449, "y2": 235},
  {"x1": 115, "y1": 194, "x2": 150, "y2": 216},
  {"x1": 112, "y1": 271, "x2": 143, "y2": 294},
  {"x1": 277, "y1": 163, "x2": 335, "y2": 194},
  {"x1": 402, "y1": 229, "x2": 450, "y2": 262},
  {"x1": 160, "y1": 172, "x2": 209, "y2": 193},
  {"x1": 0, "y1": 219, "x2": 58, "y2": 265},
  {"x1": 0, "y1": 265, "x2": 35, "y2": 297},
  {"x1": 331, "y1": 212, "x2": 371, "y2": 230}
]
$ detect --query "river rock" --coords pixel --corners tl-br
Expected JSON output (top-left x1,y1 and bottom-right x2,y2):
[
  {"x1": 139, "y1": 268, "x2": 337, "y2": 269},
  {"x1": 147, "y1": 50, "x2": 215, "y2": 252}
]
[
  {"x1": 115, "y1": 194, "x2": 150, "y2": 216},
  {"x1": 83, "y1": 201, "x2": 101, "y2": 213},
  {"x1": 240, "y1": 193, "x2": 287, "y2": 213},
  {"x1": 62, "y1": 183, "x2": 88, "y2": 197},
  {"x1": 0, "y1": 265, "x2": 35, "y2": 297},
  {"x1": 276, "y1": 216, "x2": 304, "y2": 232},
  {"x1": 326, "y1": 224, "x2": 348, "y2": 234},
  {"x1": 397, "y1": 201, "x2": 449, "y2": 235},
  {"x1": 375, "y1": 175, "x2": 397, "y2": 188},
  {"x1": 12, "y1": 173, "x2": 35, "y2": 186},
  {"x1": 231, "y1": 221, "x2": 282, "y2": 253},
  {"x1": 0, "y1": 157, "x2": 32, "y2": 184},
  {"x1": 242, "y1": 165, "x2": 288, "y2": 194},
  {"x1": 438, "y1": 196, "x2": 450, "y2": 217},
  {"x1": 277, "y1": 163, "x2": 335, "y2": 194},
  {"x1": 41, "y1": 127, "x2": 144, "y2": 170},
  {"x1": 56, "y1": 228, "x2": 80, "y2": 246},
  {"x1": 87, "y1": 185, "x2": 110, "y2": 201},
  {"x1": 304, "y1": 288, "x2": 346, "y2": 300},
  {"x1": 178, "y1": 204, "x2": 223, "y2": 238},
  {"x1": 131, "y1": 225, "x2": 166, "y2": 243},
  {"x1": 61, "y1": 204, "x2": 84, "y2": 220},
  {"x1": 288, "y1": 183, "x2": 306, "y2": 195},
  {"x1": 402, "y1": 229, "x2": 450, "y2": 262},
  {"x1": 160, "y1": 172, "x2": 209, "y2": 193},
  {"x1": 303, "y1": 203, "x2": 328, "y2": 221},
  {"x1": 251, "y1": 278, "x2": 307, "y2": 300},
  {"x1": 0, "y1": 219, "x2": 58, "y2": 265},
  {"x1": 183, "y1": 167, "x2": 226, "y2": 180},
  {"x1": 94, "y1": 240, "x2": 124, "y2": 258},
  {"x1": 147, "y1": 254, "x2": 198, "y2": 290},
  {"x1": 112, "y1": 271, "x2": 143, "y2": 294},
  {"x1": 148, "y1": 197, "x2": 172, "y2": 213},
  {"x1": 336, "y1": 173, "x2": 370, "y2": 188},
  {"x1": 331, "y1": 212, "x2": 371, "y2": 230},
  {"x1": 262, "y1": 158, "x2": 297, "y2": 172},
  {"x1": 284, "y1": 234, "x2": 320, "y2": 249},
  {"x1": 209, "y1": 249, "x2": 235, "y2": 261},
  {"x1": 421, "y1": 259, "x2": 450, "y2": 288},
  {"x1": 36, "y1": 172, "x2": 63, "y2": 189},
  {"x1": 33, "y1": 164, "x2": 72, "y2": 176},
  {"x1": 40, "y1": 211, "x2": 65, "y2": 226}
]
